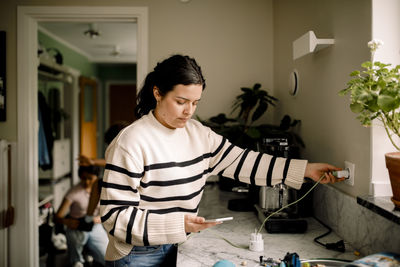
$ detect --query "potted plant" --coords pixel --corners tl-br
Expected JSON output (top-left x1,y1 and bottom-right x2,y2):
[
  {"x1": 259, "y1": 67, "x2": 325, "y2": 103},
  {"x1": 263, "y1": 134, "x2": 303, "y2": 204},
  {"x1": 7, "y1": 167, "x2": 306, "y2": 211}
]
[
  {"x1": 199, "y1": 83, "x2": 304, "y2": 151},
  {"x1": 339, "y1": 39, "x2": 400, "y2": 208}
]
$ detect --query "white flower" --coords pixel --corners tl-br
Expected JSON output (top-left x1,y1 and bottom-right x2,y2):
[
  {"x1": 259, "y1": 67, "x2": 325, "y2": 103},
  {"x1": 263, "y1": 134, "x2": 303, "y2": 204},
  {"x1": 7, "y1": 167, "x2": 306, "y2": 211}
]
[{"x1": 368, "y1": 39, "x2": 384, "y2": 52}]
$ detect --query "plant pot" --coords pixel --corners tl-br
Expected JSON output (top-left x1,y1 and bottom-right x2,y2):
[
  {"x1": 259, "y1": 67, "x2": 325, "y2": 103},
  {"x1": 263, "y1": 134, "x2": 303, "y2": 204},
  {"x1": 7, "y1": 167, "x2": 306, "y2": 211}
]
[{"x1": 385, "y1": 152, "x2": 400, "y2": 208}]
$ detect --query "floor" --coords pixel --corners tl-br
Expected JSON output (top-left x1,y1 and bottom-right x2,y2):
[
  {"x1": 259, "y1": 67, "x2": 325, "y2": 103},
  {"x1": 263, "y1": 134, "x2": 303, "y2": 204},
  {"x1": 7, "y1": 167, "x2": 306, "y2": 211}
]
[{"x1": 39, "y1": 242, "x2": 103, "y2": 267}]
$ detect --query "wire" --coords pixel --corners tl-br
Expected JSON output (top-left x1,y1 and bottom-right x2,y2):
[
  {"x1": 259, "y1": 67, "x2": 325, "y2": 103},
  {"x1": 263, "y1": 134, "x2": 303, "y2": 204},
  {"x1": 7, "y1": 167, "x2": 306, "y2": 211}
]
[
  {"x1": 313, "y1": 216, "x2": 346, "y2": 252},
  {"x1": 213, "y1": 174, "x2": 326, "y2": 249},
  {"x1": 313, "y1": 216, "x2": 332, "y2": 247},
  {"x1": 218, "y1": 235, "x2": 249, "y2": 249},
  {"x1": 211, "y1": 174, "x2": 325, "y2": 249},
  {"x1": 257, "y1": 174, "x2": 325, "y2": 234}
]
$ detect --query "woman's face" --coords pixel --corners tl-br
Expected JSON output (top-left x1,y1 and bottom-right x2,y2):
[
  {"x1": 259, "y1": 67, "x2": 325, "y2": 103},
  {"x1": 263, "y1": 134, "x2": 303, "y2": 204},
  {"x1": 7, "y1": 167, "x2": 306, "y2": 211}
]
[{"x1": 153, "y1": 84, "x2": 203, "y2": 129}]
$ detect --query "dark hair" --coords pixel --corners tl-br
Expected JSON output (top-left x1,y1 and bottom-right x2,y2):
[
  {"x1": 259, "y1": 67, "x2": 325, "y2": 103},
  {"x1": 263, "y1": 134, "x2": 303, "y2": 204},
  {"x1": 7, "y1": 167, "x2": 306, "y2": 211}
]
[
  {"x1": 104, "y1": 121, "x2": 130, "y2": 145},
  {"x1": 135, "y1": 54, "x2": 206, "y2": 118},
  {"x1": 78, "y1": 165, "x2": 100, "y2": 177}
]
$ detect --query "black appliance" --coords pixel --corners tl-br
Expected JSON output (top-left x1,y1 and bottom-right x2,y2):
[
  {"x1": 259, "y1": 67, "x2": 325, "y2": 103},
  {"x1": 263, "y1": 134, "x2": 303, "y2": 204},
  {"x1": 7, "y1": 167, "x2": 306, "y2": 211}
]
[{"x1": 256, "y1": 137, "x2": 312, "y2": 233}]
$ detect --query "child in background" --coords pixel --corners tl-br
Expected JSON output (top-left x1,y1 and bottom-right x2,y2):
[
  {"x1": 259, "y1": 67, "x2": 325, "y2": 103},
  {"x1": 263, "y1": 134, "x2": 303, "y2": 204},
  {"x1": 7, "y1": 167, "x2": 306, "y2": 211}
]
[{"x1": 55, "y1": 165, "x2": 108, "y2": 267}]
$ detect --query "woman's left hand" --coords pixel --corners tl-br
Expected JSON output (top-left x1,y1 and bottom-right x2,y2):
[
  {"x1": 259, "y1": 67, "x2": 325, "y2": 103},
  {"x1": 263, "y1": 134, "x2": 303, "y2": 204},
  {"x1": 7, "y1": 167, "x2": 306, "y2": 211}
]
[
  {"x1": 184, "y1": 214, "x2": 220, "y2": 233},
  {"x1": 305, "y1": 163, "x2": 346, "y2": 184}
]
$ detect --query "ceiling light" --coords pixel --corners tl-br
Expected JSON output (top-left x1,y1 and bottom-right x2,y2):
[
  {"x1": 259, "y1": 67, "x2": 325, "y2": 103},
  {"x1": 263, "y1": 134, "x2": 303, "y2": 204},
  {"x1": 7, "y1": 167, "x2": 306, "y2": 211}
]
[
  {"x1": 84, "y1": 23, "x2": 101, "y2": 39},
  {"x1": 110, "y1": 45, "x2": 121, "y2": 57}
]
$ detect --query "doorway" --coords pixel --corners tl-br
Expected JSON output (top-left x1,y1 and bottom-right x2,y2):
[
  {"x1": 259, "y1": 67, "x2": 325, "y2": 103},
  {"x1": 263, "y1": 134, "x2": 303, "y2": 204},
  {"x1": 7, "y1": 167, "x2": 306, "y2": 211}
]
[
  {"x1": 108, "y1": 82, "x2": 137, "y2": 126},
  {"x1": 16, "y1": 6, "x2": 148, "y2": 267}
]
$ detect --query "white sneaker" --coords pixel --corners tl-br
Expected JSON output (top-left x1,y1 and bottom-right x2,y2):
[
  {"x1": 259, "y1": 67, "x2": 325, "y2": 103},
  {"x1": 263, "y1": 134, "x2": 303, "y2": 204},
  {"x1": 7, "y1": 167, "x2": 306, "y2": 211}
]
[
  {"x1": 84, "y1": 254, "x2": 94, "y2": 263},
  {"x1": 73, "y1": 262, "x2": 84, "y2": 267}
]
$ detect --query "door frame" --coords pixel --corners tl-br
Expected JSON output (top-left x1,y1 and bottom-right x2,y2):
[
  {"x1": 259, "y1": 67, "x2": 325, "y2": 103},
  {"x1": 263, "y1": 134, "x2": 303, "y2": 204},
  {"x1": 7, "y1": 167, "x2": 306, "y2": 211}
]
[
  {"x1": 79, "y1": 76, "x2": 99, "y2": 160},
  {"x1": 16, "y1": 6, "x2": 148, "y2": 267}
]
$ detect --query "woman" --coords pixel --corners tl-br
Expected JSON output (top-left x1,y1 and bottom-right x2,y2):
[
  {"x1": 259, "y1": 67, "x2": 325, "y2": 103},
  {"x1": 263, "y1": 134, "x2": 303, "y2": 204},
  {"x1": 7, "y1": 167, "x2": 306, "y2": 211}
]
[{"x1": 100, "y1": 55, "x2": 343, "y2": 266}]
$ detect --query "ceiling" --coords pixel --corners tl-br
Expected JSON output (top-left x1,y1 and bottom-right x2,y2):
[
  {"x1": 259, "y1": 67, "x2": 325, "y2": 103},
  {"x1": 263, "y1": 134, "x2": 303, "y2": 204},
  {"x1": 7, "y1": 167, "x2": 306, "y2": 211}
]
[{"x1": 38, "y1": 21, "x2": 137, "y2": 64}]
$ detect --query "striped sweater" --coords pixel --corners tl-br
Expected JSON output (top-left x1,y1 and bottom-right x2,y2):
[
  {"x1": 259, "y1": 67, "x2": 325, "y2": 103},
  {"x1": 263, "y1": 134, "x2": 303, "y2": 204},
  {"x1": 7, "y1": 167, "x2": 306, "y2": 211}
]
[{"x1": 100, "y1": 111, "x2": 307, "y2": 260}]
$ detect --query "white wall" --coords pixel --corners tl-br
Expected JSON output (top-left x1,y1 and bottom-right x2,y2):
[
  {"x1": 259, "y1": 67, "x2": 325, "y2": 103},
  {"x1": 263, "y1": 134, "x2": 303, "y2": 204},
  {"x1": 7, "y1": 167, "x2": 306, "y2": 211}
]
[
  {"x1": 370, "y1": 0, "x2": 400, "y2": 196},
  {"x1": 273, "y1": 0, "x2": 372, "y2": 197}
]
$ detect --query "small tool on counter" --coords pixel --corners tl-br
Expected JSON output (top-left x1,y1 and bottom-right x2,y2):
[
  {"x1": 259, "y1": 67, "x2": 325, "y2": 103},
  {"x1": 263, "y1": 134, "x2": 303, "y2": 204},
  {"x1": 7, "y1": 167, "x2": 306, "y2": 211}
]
[{"x1": 258, "y1": 252, "x2": 301, "y2": 267}]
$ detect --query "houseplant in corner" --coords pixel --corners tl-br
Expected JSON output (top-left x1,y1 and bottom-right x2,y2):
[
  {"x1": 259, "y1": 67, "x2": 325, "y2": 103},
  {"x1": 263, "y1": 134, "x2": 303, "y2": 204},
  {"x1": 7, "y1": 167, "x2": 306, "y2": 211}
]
[
  {"x1": 200, "y1": 83, "x2": 304, "y2": 151},
  {"x1": 339, "y1": 39, "x2": 400, "y2": 208}
]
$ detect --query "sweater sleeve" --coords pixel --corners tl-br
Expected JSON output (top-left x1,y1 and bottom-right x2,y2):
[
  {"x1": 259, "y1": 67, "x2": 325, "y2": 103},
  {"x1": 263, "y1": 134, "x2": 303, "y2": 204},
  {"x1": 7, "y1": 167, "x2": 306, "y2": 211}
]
[
  {"x1": 100, "y1": 143, "x2": 186, "y2": 259},
  {"x1": 207, "y1": 129, "x2": 307, "y2": 189}
]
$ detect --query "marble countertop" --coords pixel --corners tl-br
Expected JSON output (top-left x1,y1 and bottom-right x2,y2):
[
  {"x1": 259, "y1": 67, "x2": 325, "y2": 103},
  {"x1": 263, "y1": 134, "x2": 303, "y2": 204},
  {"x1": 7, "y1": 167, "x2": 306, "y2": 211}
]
[
  {"x1": 177, "y1": 183, "x2": 359, "y2": 267},
  {"x1": 357, "y1": 195, "x2": 400, "y2": 225}
]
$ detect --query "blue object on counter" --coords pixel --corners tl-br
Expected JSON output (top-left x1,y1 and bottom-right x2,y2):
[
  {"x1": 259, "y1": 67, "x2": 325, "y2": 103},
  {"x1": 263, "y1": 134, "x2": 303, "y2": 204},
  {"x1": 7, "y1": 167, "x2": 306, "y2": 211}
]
[
  {"x1": 292, "y1": 253, "x2": 301, "y2": 267},
  {"x1": 213, "y1": 259, "x2": 235, "y2": 267}
]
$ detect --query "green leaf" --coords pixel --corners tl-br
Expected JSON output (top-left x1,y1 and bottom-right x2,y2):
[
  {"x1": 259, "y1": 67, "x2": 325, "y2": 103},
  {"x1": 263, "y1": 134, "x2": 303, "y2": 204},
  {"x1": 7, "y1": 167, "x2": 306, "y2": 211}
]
[
  {"x1": 209, "y1": 113, "x2": 236, "y2": 125},
  {"x1": 357, "y1": 91, "x2": 373, "y2": 102},
  {"x1": 240, "y1": 88, "x2": 252, "y2": 94},
  {"x1": 339, "y1": 88, "x2": 350, "y2": 96},
  {"x1": 246, "y1": 127, "x2": 261, "y2": 139},
  {"x1": 350, "y1": 70, "x2": 360, "y2": 76},
  {"x1": 366, "y1": 99, "x2": 380, "y2": 112},
  {"x1": 378, "y1": 94, "x2": 399, "y2": 112},
  {"x1": 252, "y1": 101, "x2": 267, "y2": 122},
  {"x1": 253, "y1": 83, "x2": 261, "y2": 90},
  {"x1": 361, "y1": 61, "x2": 372, "y2": 69},
  {"x1": 350, "y1": 102, "x2": 364, "y2": 113}
]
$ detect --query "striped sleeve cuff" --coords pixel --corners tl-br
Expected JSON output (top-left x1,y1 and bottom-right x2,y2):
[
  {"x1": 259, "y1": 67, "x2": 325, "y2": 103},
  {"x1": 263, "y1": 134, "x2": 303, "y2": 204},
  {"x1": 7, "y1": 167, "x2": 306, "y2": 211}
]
[
  {"x1": 284, "y1": 159, "x2": 307, "y2": 189},
  {"x1": 147, "y1": 212, "x2": 187, "y2": 245},
  {"x1": 105, "y1": 236, "x2": 134, "y2": 261}
]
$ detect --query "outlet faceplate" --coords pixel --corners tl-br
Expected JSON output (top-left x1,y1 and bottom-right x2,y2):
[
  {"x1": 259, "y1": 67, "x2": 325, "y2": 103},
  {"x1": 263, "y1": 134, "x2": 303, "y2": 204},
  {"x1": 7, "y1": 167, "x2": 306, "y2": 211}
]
[{"x1": 344, "y1": 161, "x2": 355, "y2": 186}]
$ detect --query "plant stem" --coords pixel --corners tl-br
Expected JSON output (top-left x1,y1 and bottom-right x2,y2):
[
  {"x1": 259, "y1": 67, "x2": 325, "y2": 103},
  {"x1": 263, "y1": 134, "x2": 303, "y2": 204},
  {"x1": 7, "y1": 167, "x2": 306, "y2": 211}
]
[{"x1": 380, "y1": 114, "x2": 400, "y2": 151}]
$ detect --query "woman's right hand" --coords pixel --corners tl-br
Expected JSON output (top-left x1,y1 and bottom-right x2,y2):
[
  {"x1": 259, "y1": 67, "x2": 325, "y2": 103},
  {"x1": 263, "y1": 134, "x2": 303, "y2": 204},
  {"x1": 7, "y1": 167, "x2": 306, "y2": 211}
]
[{"x1": 184, "y1": 214, "x2": 220, "y2": 233}]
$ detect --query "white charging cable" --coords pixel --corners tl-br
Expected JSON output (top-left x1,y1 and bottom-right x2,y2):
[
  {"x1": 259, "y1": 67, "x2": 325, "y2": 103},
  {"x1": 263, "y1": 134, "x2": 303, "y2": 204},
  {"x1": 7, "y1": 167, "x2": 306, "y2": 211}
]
[{"x1": 217, "y1": 170, "x2": 348, "y2": 252}]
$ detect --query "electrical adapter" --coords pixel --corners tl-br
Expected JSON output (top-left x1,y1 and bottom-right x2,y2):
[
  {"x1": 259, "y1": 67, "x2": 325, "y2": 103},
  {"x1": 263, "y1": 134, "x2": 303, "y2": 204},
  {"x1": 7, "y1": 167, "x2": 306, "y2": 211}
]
[
  {"x1": 331, "y1": 168, "x2": 350, "y2": 179},
  {"x1": 325, "y1": 240, "x2": 345, "y2": 252},
  {"x1": 249, "y1": 232, "x2": 264, "y2": 252}
]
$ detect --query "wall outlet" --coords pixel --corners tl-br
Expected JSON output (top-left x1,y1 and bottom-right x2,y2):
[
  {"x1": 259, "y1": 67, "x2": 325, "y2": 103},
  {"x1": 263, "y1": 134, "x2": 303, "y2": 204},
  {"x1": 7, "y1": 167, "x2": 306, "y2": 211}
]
[{"x1": 344, "y1": 161, "x2": 355, "y2": 186}]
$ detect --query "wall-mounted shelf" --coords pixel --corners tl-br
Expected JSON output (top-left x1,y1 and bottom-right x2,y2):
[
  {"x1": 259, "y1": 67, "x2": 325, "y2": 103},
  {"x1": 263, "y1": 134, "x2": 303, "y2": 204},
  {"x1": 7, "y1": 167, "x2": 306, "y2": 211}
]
[{"x1": 293, "y1": 31, "x2": 334, "y2": 60}]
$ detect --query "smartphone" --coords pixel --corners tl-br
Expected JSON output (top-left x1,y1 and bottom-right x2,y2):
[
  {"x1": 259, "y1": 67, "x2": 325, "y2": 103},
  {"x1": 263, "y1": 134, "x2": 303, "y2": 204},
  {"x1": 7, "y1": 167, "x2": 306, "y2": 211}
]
[{"x1": 204, "y1": 216, "x2": 233, "y2": 223}]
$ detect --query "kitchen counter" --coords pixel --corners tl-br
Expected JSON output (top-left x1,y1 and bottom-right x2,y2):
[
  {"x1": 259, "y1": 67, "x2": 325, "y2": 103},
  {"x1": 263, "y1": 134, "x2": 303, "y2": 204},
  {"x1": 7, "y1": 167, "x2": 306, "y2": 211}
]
[{"x1": 177, "y1": 183, "x2": 359, "y2": 267}]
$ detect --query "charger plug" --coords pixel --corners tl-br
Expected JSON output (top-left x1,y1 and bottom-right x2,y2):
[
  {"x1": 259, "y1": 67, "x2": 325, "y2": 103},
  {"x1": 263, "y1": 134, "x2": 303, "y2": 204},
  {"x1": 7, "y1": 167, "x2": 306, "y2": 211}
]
[
  {"x1": 249, "y1": 232, "x2": 264, "y2": 252},
  {"x1": 331, "y1": 168, "x2": 350, "y2": 179},
  {"x1": 325, "y1": 240, "x2": 345, "y2": 252}
]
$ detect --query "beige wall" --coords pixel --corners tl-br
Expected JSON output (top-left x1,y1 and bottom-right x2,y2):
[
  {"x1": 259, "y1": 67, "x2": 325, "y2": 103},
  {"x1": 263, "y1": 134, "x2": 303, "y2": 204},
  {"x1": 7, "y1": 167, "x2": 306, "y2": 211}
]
[
  {"x1": 273, "y1": 0, "x2": 372, "y2": 196},
  {"x1": 0, "y1": 0, "x2": 274, "y2": 141},
  {"x1": 1, "y1": 0, "x2": 383, "y2": 197}
]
